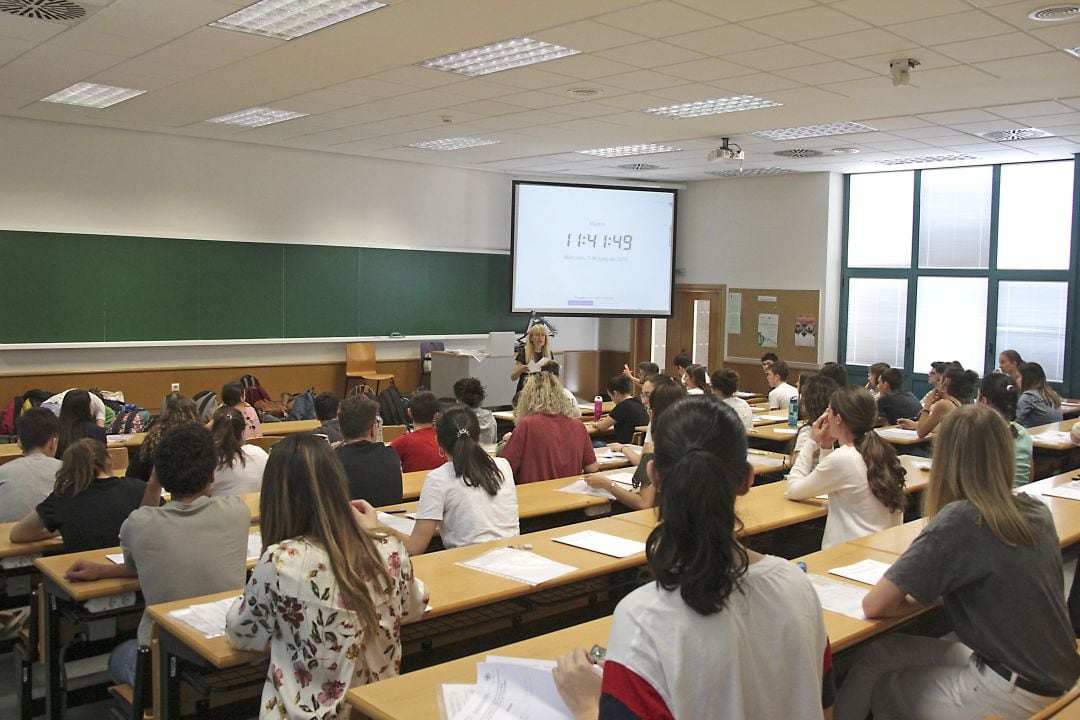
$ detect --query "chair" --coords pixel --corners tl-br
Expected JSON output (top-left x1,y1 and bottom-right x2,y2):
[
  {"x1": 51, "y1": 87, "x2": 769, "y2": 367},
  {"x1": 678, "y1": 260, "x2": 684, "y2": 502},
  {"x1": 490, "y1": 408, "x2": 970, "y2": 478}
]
[
  {"x1": 345, "y1": 343, "x2": 394, "y2": 396},
  {"x1": 246, "y1": 435, "x2": 283, "y2": 452},
  {"x1": 419, "y1": 341, "x2": 445, "y2": 388},
  {"x1": 382, "y1": 424, "x2": 409, "y2": 443},
  {"x1": 108, "y1": 446, "x2": 129, "y2": 473},
  {"x1": 107, "y1": 645, "x2": 153, "y2": 720}
]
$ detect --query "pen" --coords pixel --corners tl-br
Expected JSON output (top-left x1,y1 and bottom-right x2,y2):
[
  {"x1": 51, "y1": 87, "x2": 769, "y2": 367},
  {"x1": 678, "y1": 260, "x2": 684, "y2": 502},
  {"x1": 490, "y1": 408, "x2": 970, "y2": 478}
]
[{"x1": 383, "y1": 509, "x2": 408, "y2": 514}]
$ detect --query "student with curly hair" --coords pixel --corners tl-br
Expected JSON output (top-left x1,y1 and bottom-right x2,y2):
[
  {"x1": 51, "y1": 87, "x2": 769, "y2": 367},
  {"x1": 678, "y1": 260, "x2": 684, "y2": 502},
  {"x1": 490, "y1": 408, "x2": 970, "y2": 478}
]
[
  {"x1": 125, "y1": 392, "x2": 199, "y2": 481},
  {"x1": 453, "y1": 377, "x2": 497, "y2": 445}
]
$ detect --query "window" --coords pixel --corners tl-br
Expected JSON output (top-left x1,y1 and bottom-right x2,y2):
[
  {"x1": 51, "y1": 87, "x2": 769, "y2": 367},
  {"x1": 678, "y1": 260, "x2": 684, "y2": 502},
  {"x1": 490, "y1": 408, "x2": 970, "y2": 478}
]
[
  {"x1": 997, "y1": 281, "x2": 1068, "y2": 382},
  {"x1": 847, "y1": 172, "x2": 913, "y2": 268},
  {"x1": 917, "y1": 166, "x2": 992, "y2": 269},
  {"x1": 650, "y1": 318, "x2": 667, "y2": 368},
  {"x1": 912, "y1": 277, "x2": 987, "y2": 372},
  {"x1": 692, "y1": 299, "x2": 710, "y2": 365},
  {"x1": 845, "y1": 279, "x2": 907, "y2": 368},
  {"x1": 997, "y1": 161, "x2": 1073, "y2": 270}
]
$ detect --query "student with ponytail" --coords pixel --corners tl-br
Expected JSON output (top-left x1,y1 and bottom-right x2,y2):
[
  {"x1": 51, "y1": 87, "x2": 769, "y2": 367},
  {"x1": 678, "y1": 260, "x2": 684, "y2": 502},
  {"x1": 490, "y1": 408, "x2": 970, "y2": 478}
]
[
  {"x1": 407, "y1": 405, "x2": 519, "y2": 555},
  {"x1": 554, "y1": 397, "x2": 835, "y2": 719},
  {"x1": 209, "y1": 407, "x2": 269, "y2": 496},
  {"x1": 226, "y1": 434, "x2": 427, "y2": 719},
  {"x1": 785, "y1": 386, "x2": 906, "y2": 548},
  {"x1": 979, "y1": 373, "x2": 1033, "y2": 486},
  {"x1": 10, "y1": 438, "x2": 144, "y2": 552},
  {"x1": 683, "y1": 364, "x2": 709, "y2": 395}
]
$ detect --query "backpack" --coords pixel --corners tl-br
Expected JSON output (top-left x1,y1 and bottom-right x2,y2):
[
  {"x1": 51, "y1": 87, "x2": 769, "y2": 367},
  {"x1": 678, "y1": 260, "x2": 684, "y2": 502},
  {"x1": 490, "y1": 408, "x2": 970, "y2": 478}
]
[
  {"x1": 193, "y1": 391, "x2": 217, "y2": 422},
  {"x1": 239, "y1": 375, "x2": 260, "y2": 389},
  {"x1": 108, "y1": 406, "x2": 149, "y2": 434},
  {"x1": 378, "y1": 385, "x2": 410, "y2": 427},
  {"x1": 1, "y1": 396, "x2": 19, "y2": 435},
  {"x1": 287, "y1": 390, "x2": 316, "y2": 421},
  {"x1": 245, "y1": 386, "x2": 288, "y2": 419}
]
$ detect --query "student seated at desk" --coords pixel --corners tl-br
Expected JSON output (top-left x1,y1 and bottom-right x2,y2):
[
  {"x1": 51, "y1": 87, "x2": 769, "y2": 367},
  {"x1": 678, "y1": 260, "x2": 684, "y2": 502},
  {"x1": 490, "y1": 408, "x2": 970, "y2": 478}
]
[
  {"x1": 684, "y1": 364, "x2": 708, "y2": 395},
  {"x1": 210, "y1": 408, "x2": 268, "y2": 496},
  {"x1": 389, "y1": 391, "x2": 445, "y2": 473},
  {"x1": 790, "y1": 373, "x2": 839, "y2": 472},
  {"x1": 555, "y1": 397, "x2": 835, "y2": 720},
  {"x1": 125, "y1": 392, "x2": 199, "y2": 481},
  {"x1": 874, "y1": 368, "x2": 921, "y2": 426},
  {"x1": 407, "y1": 405, "x2": 518, "y2": 555},
  {"x1": 64, "y1": 422, "x2": 250, "y2": 686},
  {"x1": 55, "y1": 389, "x2": 107, "y2": 456},
  {"x1": 453, "y1": 377, "x2": 497, "y2": 444},
  {"x1": 785, "y1": 387, "x2": 906, "y2": 548},
  {"x1": 221, "y1": 381, "x2": 262, "y2": 440},
  {"x1": 1016, "y1": 361, "x2": 1063, "y2": 428},
  {"x1": 671, "y1": 351, "x2": 691, "y2": 385},
  {"x1": 10, "y1": 439, "x2": 144, "y2": 553},
  {"x1": 865, "y1": 362, "x2": 889, "y2": 396},
  {"x1": 622, "y1": 361, "x2": 658, "y2": 397},
  {"x1": 585, "y1": 382, "x2": 686, "y2": 510},
  {"x1": 226, "y1": 434, "x2": 427, "y2": 719},
  {"x1": 336, "y1": 395, "x2": 402, "y2": 507},
  {"x1": 41, "y1": 387, "x2": 107, "y2": 426},
  {"x1": 610, "y1": 374, "x2": 679, "y2": 467},
  {"x1": 0, "y1": 408, "x2": 61, "y2": 523},
  {"x1": 592, "y1": 375, "x2": 649, "y2": 445},
  {"x1": 898, "y1": 366, "x2": 976, "y2": 438},
  {"x1": 711, "y1": 368, "x2": 754, "y2": 431},
  {"x1": 819, "y1": 361, "x2": 848, "y2": 388},
  {"x1": 998, "y1": 348, "x2": 1024, "y2": 383},
  {"x1": 501, "y1": 373, "x2": 599, "y2": 485},
  {"x1": 767, "y1": 361, "x2": 798, "y2": 412},
  {"x1": 312, "y1": 391, "x2": 343, "y2": 444},
  {"x1": 836, "y1": 404, "x2": 1079, "y2": 720},
  {"x1": 979, "y1": 374, "x2": 1032, "y2": 486}
]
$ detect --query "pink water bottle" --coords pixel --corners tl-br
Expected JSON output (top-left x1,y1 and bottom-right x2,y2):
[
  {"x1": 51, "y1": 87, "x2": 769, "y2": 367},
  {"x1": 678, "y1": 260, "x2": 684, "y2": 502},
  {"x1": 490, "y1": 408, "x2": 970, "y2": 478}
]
[{"x1": 594, "y1": 395, "x2": 603, "y2": 420}]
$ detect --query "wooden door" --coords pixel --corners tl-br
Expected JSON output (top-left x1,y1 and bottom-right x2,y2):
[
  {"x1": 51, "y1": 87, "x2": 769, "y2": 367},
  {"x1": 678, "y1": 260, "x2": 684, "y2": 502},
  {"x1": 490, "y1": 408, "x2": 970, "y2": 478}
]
[{"x1": 631, "y1": 284, "x2": 725, "y2": 375}]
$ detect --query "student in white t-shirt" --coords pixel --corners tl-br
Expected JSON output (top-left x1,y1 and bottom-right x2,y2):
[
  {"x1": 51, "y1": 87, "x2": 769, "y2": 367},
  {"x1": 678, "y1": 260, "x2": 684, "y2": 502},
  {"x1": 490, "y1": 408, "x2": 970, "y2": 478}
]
[
  {"x1": 785, "y1": 386, "x2": 907, "y2": 548},
  {"x1": 407, "y1": 405, "x2": 519, "y2": 555},
  {"x1": 767, "y1": 361, "x2": 799, "y2": 411},
  {"x1": 554, "y1": 397, "x2": 836, "y2": 719},
  {"x1": 710, "y1": 369, "x2": 754, "y2": 431},
  {"x1": 684, "y1": 364, "x2": 708, "y2": 395},
  {"x1": 209, "y1": 408, "x2": 268, "y2": 496}
]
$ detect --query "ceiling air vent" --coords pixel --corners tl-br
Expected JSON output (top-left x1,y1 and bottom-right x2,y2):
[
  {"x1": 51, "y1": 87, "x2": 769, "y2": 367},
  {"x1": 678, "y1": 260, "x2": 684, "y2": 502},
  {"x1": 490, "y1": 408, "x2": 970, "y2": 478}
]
[
  {"x1": 566, "y1": 87, "x2": 603, "y2": 98},
  {"x1": 979, "y1": 128, "x2": 1054, "y2": 141},
  {"x1": 1028, "y1": 5, "x2": 1080, "y2": 21},
  {"x1": 0, "y1": 0, "x2": 86, "y2": 21},
  {"x1": 616, "y1": 163, "x2": 660, "y2": 171},
  {"x1": 774, "y1": 148, "x2": 823, "y2": 158}
]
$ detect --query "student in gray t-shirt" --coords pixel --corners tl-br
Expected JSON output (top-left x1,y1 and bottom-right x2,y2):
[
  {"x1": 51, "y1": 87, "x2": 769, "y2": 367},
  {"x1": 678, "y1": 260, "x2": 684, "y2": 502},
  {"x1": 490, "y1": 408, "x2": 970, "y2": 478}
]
[
  {"x1": 64, "y1": 422, "x2": 250, "y2": 686},
  {"x1": 835, "y1": 404, "x2": 1079, "y2": 720},
  {"x1": 0, "y1": 409, "x2": 61, "y2": 523}
]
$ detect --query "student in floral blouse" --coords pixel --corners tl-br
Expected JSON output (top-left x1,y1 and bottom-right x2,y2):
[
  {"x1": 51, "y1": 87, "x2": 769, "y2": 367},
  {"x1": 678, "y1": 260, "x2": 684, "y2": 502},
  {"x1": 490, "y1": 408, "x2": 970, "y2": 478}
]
[{"x1": 226, "y1": 434, "x2": 427, "y2": 719}]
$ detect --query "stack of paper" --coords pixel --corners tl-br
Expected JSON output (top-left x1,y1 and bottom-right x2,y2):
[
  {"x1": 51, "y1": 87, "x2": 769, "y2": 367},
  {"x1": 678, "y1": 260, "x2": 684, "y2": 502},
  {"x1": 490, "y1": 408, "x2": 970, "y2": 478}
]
[
  {"x1": 749, "y1": 454, "x2": 786, "y2": 467},
  {"x1": 758, "y1": 414, "x2": 789, "y2": 422},
  {"x1": 772, "y1": 427, "x2": 798, "y2": 435},
  {"x1": 441, "y1": 656, "x2": 576, "y2": 720},
  {"x1": 876, "y1": 428, "x2": 919, "y2": 440},
  {"x1": 828, "y1": 559, "x2": 891, "y2": 586},
  {"x1": 1043, "y1": 480, "x2": 1080, "y2": 502},
  {"x1": 377, "y1": 511, "x2": 417, "y2": 535},
  {"x1": 169, "y1": 597, "x2": 237, "y2": 638},
  {"x1": 247, "y1": 533, "x2": 263, "y2": 562},
  {"x1": 458, "y1": 548, "x2": 576, "y2": 586},
  {"x1": 556, "y1": 480, "x2": 616, "y2": 500},
  {"x1": 553, "y1": 530, "x2": 645, "y2": 558},
  {"x1": 1033, "y1": 431, "x2": 1073, "y2": 445},
  {"x1": 807, "y1": 574, "x2": 869, "y2": 620}
]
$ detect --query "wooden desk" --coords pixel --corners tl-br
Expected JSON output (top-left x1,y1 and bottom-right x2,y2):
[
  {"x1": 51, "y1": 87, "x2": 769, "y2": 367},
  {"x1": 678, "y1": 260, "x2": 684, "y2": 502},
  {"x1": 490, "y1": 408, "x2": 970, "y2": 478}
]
[
  {"x1": 260, "y1": 419, "x2": 320, "y2": 436},
  {"x1": 578, "y1": 401, "x2": 615, "y2": 416},
  {"x1": 752, "y1": 412, "x2": 790, "y2": 428},
  {"x1": 874, "y1": 425, "x2": 931, "y2": 447},
  {"x1": 1061, "y1": 401, "x2": 1080, "y2": 419},
  {"x1": 1015, "y1": 471, "x2": 1080, "y2": 547},
  {"x1": 0, "y1": 521, "x2": 65, "y2": 609},
  {"x1": 1030, "y1": 418, "x2": 1079, "y2": 451},
  {"x1": 899, "y1": 454, "x2": 931, "y2": 493},
  {"x1": 749, "y1": 422, "x2": 802, "y2": 443},
  {"x1": 347, "y1": 617, "x2": 613, "y2": 720},
  {"x1": 0, "y1": 442, "x2": 23, "y2": 458},
  {"x1": 849, "y1": 519, "x2": 929, "y2": 555}
]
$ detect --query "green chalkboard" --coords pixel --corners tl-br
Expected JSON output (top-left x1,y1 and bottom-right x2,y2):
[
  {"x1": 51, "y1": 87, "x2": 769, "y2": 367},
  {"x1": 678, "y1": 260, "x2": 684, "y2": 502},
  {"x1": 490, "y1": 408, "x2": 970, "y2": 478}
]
[{"x1": 0, "y1": 230, "x2": 525, "y2": 343}]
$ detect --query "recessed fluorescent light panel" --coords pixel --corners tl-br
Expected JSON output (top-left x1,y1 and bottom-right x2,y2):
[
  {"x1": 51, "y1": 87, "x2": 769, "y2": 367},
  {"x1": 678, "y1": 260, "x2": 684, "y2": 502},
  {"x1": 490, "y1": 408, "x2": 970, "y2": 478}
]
[
  {"x1": 207, "y1": 107, "x2": 308, "y2": 127},
  {"x1": 706, "y1": 167, "x2": 798, "y2": 177},
  {"x1": 404, "y1": 137, "x2": 501, "y2": 151},
  {"x1": 752, "y1": 121, "x2": 875, "y2": 141},
  {"x1": 577, "y1": 144, "x2": 681, "y2": 158},
  {"x1": 41, "y1": 82, "x2": 145, "y2": 108},
  {"x1": 419, "y1": 37, "x2": 580, "y2": 77},
  {"x1": 876, "y1": 154, "x2": 979, "y2": 165},
  {"x1": 644, "y1": 95, "x2": 781, "y2": 119},
  {"x1": 211, "y1": 0, "x2": 386, "y2": 41}
]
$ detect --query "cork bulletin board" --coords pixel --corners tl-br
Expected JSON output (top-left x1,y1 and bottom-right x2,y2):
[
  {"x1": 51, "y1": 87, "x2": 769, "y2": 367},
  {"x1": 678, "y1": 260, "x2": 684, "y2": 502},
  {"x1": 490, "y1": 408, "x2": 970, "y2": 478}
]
[{"x1": 724, "y1": 288, "x2": 820, "y2": 365}]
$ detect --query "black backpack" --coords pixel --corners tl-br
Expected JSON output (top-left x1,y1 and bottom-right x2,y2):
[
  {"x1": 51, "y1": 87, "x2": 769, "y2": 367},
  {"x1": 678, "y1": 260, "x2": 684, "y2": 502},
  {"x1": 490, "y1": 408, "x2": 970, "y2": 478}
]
[{"x1": 378, "y1": 385, "x2": 410, "y2": 428}]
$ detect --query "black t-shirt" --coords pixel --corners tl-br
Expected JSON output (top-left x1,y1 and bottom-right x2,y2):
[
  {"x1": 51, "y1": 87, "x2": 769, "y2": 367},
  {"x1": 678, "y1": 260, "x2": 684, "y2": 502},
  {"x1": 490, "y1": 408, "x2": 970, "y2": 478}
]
[
  {"x1": 35, "y1": 476, "x2": 146, "y2": 553},
  {"x1": 336, "y1": 440, "x2": 404, "y2": 507},
  {"x1": 608, "y1": 397, "x2": 650, "y2": 445},
  {"x1": 877, "y1": 391, "x2": 923, "y2": 425}
]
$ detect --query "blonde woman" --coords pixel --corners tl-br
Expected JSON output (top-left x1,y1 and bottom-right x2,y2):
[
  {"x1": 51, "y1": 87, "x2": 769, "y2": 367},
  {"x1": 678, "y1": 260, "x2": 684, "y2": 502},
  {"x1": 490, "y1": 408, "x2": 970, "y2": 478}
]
[
  {"x1": 511, "y1": 324, "x2": 554, "y2": 392},
  {"x1": 501, "y1": 373, "x2": 598, "y2": 485},
  {"x1": 836, "y1": 404, "x2": 1078, "y2": 719},
  {"x1": 226, "y1": 435, "x2": 427, "y2": 718}
]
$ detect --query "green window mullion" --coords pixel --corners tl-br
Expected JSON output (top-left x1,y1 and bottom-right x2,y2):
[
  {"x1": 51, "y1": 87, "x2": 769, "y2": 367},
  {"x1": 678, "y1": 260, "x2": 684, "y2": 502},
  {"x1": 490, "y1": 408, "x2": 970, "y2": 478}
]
[{"x1": 985, "y1": 165, "x2": 1002, "y2": 376}]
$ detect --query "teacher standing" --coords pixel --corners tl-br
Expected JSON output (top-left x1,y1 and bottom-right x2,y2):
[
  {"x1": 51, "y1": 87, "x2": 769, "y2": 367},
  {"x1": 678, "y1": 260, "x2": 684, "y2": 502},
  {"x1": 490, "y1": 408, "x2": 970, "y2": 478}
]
[{"x1": 511, "y1": 324, "x2": 554, "y2": 393}]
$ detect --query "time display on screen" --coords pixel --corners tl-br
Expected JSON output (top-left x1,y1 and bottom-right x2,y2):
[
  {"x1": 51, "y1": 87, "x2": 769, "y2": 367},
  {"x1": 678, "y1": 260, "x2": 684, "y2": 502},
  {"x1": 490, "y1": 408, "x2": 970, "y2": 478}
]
[{"x1": 566, "y1": 233, "x2": 633, "y2": 250}]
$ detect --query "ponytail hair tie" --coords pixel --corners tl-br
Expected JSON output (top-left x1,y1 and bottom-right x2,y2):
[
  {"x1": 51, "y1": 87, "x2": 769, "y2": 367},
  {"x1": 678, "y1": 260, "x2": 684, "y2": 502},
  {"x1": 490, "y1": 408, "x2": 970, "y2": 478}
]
[{"x1": 456, "y1": 428, "x2": 470, "y2": 437}]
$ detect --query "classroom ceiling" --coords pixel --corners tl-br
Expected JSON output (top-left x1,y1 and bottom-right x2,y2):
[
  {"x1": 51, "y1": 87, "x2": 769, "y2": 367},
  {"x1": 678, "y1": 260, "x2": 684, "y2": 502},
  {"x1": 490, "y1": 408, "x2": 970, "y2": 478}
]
[{"x1": 1, "y1": 0, "x2": 1079, "y2": 182}]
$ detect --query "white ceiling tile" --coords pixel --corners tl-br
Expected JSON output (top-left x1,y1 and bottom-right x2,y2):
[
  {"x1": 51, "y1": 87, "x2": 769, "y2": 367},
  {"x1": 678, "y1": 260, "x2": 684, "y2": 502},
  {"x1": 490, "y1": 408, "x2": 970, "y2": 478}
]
[
  {"x1": 861, "y1": 138, "x2": 935, "y2": 151},
  {"x1": 828, "y1": 0, "x2": 972, "y2": 26},
  {"x1": 665, "y1": 24, "x2": 783, "y2": 56},
  {"x1": 550, "y1": 100, "x2": 626, "y2": 119},
  {"x1": 431, "y1": 78, "x2": 513, "y2": 101},
  {"x1": 818, "y1": 76, "x2": 894, "y2": 98},
  {"x1": 1007, "y1": 113, "x2": 1080, "y2": 129},
  {"x1": 723, "y1": 44, "x2": 835, "y2": 71},
  {"x1": 0, "y1": 36, "x2": 34, "y2": 66},
  {"x1": 44, "y1": 30, "x2": 166, "y2": 58},
  {"x1": 86, "y1": 70, "x2": 177, "y2": 93},
  {"x1": 531, "y1": 20, "x2": 649, "y2": 53},
  {"x1": 449, "y1": 99, "x2": 532, "y2": 117},
  {"x1": 979, "y1": 1, "x2": 1079, "y2": 31},
  {"x1": 711, "y1": 72, "x2": 805, "y2": 94},
  {"x1": 592, "y1": 91, "x2": 668, "y2": 110},
  {"x1": 327, "y1": 77, "x2": 413, "y2": 100},
  {"x1": 136, "y1": 26, "x2": 279, "y2": 72},
  {"x1": 985, "y1": 101, "x2": 1074, "y2": 119},
  {"x1": 477, "y1": 66, "x2": 577, "y2": 90},
  {"x1": 949, "y1": 119, "x2": 1028, "y2": 134},
  {"x1": 595, "y1": 2, "x2": 725, "y2": 37},
  {"x1": 773, "y1": 60, "x2": 876, "y2": 85},
  {"x1": 934, "y1": 32, "x2": 1055, "y2": 64},
  {"x1": 742, "y1": 6, "x2": 871, "y2": 42},
  {"x1": 648, "y1": 82, "x2": 736, "y2": 102},
  {"x1": 917, "y1": 108, "x2": 1002, "y2": 124},
  {"x1": 103, "y1": 57, "x2": 204, "y2": 83},
  {"x1": 887, "y1": 11, "x2": 1014, "y2": 46},
  {"x1": 975, "y1": 51, "x2": 1080, "y2": 79},
  {"x1": 655, "y1": 57, "x2": 755, "y2": 82},
  {"x1": 367, "y1": 66, "x2": 466, "y2": 89},
  {"x1": 0, "y1": 11, "x2": 70, "y2": 42},
  {"x1": 798, "y1": 28, "x2": 921, "y2": 60},
  {"x1": 908, "y1": 64, "x2": 998, "y2": 89},
  {"x1": 890, "y1": 126, "x2": 972, "y2": 139},
  {"x1": 601, "y1": 69, "x2": 691, "y2": 91},
  {"x1": 20, "y1": 43, "x2": 127, "y2": 75},
  {"x1": 1028, "y1": 23, "x2": 1080, "y2": 48},
  {"x1": 542, "y1": 54, "x2": 640, "y2": 80},
  {"x1": 279, "y1": 89, "x2": 372, "y2": 110},
  {"x1": 857, "y1": 115, "x2": 936, "y2": 130},
  {"x1": 595, "y1": 40, "x2": 706, "y2": 68},
  {"x1": 758, "y1": 84, "x2": 849, "y2": 106},
  {"x1": 673, "y1": 0, "x2": 817, "y2": 22},
  {"x1": 500, "y1": 89, "x2": 579, "y2": 109}
]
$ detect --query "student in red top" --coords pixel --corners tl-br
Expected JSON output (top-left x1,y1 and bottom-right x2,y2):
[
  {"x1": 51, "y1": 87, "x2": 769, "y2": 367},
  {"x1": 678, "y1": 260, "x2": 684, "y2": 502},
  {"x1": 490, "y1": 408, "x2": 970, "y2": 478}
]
[
  {"x1": 500, "y1": 372, "x2": 599, "y2": 485},
  {"x1": 389, "y1": 391, "x2": 445, "y2": 473}
]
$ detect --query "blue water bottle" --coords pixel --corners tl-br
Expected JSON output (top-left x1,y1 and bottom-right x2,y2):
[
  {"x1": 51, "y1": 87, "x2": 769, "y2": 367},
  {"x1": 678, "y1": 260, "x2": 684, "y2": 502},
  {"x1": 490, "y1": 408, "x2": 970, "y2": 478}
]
[{"x1": 788, "y1": 396, "x2": 799, "y2": 427}]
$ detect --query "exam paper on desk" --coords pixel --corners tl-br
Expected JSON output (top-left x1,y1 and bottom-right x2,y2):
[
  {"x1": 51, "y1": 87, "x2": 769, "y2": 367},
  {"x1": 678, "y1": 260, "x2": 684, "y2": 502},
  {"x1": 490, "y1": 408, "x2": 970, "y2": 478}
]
[
  {"x1": 553, "y1": 530, "x2": 645, "y2": 558},
  {"x1": 445, "y1": 656, "x2": 574, "y2": 720},
  {"x1": 458, "y1": 547, "x2": 577, "y2": 586},
  {"x1": 807, "y1": 573, "x2": 869, "y2": 620},
  {"x1": 828, "y1": 559, "x2": 891, "y2": 586}
]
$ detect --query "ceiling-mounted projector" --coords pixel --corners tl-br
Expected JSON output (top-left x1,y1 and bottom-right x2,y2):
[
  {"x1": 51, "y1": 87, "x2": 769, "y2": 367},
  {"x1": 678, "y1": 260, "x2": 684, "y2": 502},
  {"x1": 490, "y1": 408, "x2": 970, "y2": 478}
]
[{"x1": 708, "y1": 137, "x2": 744, "y2": 163}]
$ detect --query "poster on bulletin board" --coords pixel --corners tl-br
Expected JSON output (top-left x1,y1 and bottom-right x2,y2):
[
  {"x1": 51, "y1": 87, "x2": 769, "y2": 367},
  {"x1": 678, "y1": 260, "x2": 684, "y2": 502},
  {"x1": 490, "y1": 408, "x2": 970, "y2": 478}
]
[
  {"x1": 794, "y1": 314, "x2": 816, "y2": 347},
  {"x1": 757, "y1": 313, "x2": 779, "y2": 348}
]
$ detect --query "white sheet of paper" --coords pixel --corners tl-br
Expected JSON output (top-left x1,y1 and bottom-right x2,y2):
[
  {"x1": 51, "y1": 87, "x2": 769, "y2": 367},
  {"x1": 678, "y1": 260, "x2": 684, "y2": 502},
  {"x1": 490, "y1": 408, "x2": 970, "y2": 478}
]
[
  {"x1": 246, "y1": 533, "x2": 262, "y2": 562},
  {"x1": 1043, "y1": 480, "x2": 1080, "y2": 502},
  {"x1": 106, "y1": 553, "x2": 125, "y2": 564},
  {"x1": 556, "y1": 480, "x2": 616, "y2": 501},
  {"x1": 553, "y1": 530, "x2": 646, "y2": 558},
  {"x1": 735, "y1": 391, "x2": 755, "y2": 398},
  {"x1": 911, "y1": 460, "x2": 931, "y2": 471},
  {"x1": 758, "y1": 414, "x2": 789, "y2": 422},
  {"x1": 526, "y1": 358, "x2": 551, "y2": 373},
  {"x1": 168, "y1": 597, "x2": 237, "y2": 638},
  {"x1": 772, "y1": 427, "x2": 798, "y2": 435},
  {"x1": 106, "y1": 434, "x2": 132, "y2": 444},
  {"x1": 440, "y1": 684, "x2": 474, "y2": 720},
  {"x1": 605, "y1": 472, "x2": 635, "y2": 487},
  {"x1": 595, "y1": 450, "x2": 627, "y2": 460},
  {"x1": 451, "y1": 661, "x2": 574, "y2": 720},
  {"x1": 828, "y1": 559, "x2": 892, "y2": 586},
  {"x1": 377, "y1": 511, "x2": 417, "y2": 535},
  {"x1": 458, "y1": 548, "x2": 577, "y2": 586},
  {"x1": 1033, "y1": 431, "x2": 1072, "y2": 444},
  {"x1": 876, "y1": 428, "x2": 919, "y2": 440},
  {"x1": 807, "y1": 574, "x2": 869, "y2": 620},
  {"x1": 749, "y1": 454, "x2": 785, "y2": 467}
]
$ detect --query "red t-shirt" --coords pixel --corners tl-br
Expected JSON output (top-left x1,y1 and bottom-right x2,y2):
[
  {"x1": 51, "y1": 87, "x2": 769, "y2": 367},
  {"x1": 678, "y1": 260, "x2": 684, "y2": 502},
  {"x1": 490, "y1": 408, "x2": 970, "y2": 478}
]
[
  {"x1": 500, "y1": 413, "x2": 597, "y2": 485},
  {"x1": 389, "y1": 426, "x2": 444, "y2": 473}
]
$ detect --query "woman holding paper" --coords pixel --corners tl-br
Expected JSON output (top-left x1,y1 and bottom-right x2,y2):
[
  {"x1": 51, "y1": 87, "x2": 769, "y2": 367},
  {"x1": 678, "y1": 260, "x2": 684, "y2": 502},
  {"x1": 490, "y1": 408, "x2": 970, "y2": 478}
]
[
  {"x1": 555, "y1": 397, "x2": 836, "y2": 719},
  {"x1": 511, "y1": 324, "x2": 554, "y2": 392},
  {"x1": 835, "y1": 404, "x2": 1078, "y2": 720}
]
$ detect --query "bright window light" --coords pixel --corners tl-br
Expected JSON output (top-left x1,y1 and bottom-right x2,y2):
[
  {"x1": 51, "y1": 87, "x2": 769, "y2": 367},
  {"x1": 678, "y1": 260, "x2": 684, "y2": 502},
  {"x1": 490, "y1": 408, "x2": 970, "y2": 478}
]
[
  {"x1": 752, "y1": 122, "x2": 875, "y2": 141},
  {"x1": 644, "y1": 95, "x2": 781, "y2": 119},
  {"x1": 210, "y1": 0, "x2": 386, "y2": 41},
  {"x1": 404, "y1": 137, "x2": 501, "y2": 151},
  {"x1": 419, "y1": 37, "x2": 579, "y2": 77},
  {"x1": 41, "y1": 82, "x2": 145, "y2": 108},
  {"x1": 207, "y1": 107, "x2": 309, "y2": 127},
  {"x1": 577, "y1": 144, "x2": 681, "y2": 158}
]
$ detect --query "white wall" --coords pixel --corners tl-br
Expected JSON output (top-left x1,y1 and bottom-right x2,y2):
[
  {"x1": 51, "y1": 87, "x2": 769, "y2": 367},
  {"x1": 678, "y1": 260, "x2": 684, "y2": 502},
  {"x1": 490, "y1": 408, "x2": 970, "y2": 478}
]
[
  {"x1": 675, "y1": 172, "x2": 843, "y2": 365},
  {"x1": 0, "y1": 116, "x2": 601, "y2": 372}
]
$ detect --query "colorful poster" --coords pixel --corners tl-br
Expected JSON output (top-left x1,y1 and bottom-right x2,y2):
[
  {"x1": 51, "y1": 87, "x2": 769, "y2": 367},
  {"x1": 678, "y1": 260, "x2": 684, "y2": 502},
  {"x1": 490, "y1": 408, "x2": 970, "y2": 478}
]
[{"x1": 795, "y1": 314, "x2": 817, "y2": 347}]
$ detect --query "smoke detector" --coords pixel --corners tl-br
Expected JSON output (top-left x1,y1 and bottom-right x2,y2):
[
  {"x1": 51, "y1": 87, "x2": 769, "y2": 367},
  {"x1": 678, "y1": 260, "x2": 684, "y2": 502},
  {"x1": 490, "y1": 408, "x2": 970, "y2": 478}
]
[{"x1": 707, "y1": 137, "x2": 744, "y2": 163}]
